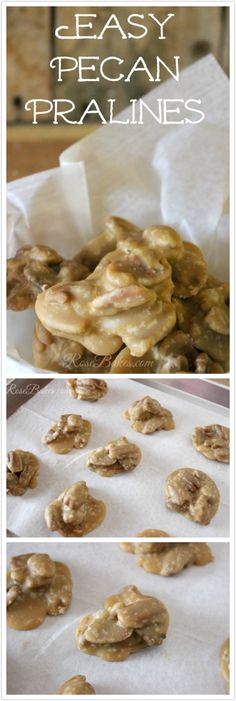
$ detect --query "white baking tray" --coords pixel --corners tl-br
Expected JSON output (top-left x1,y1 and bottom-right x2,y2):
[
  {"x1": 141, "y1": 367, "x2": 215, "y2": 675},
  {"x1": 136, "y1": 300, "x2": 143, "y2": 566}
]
[
  {"x1": 6, "y1": 541, "x2": 229, "y2": 696},
  {"x1": 7, "y1": 379, "x2": 229, "y2": 538}
]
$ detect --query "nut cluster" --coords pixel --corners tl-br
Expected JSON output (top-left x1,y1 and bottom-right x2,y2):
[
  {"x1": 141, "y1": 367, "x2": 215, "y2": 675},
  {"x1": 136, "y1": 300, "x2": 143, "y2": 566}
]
[
  {"x1": 87, "y1": 436, "x2": 142, "y2": 476},
  {"x1": 42, "y1": 414, "x2": 91, "y2": 454},
  {"x1": 35, "y1": 237, "x2": 176, "y2": 359},
  {"x1": 67, "y1": 378, "x2": 107, "y2": 401},
  {"x1": 192, "y1": 424, "x2": 229, "y2": 463},
  {"x1": 121, "y1": 536, "x2": 213, "y2": 576},
  {"x1": 111, "y1": 330, "x2": 225, "y2": 374},
  {"x1": 45, "y1": 481, "x2": 106, "y2": 537},
  {"x1": 220, "y1": 638, "x2": 230, "y2": 689},
  {"x1": 123, "y1": 396, "x2": 175, "y2": 434},
  {"x1": 7, "y1": 244, "x2": 89, "y2": 311},
  {"x1": 76, "y1": 585, "x2": 169, "y2": 661},
  {"x1": 7, "y1": 449, "x2": 40, "y2": 496},
  {"x1": 28, "y1": 216, "x2": 229, "y2": 374},
  {"x1": 7, "y1": 553, "x2": 72, "y2": 630},
  {"x1": 55, "y1": 675, "x2": 96, "y2": 695},
  {"x1": 165, "y1": 468, "x2": 220, "y2": 525},
  {"x1": 33, "y1": 319, "x2": 85, "y2": 373}
]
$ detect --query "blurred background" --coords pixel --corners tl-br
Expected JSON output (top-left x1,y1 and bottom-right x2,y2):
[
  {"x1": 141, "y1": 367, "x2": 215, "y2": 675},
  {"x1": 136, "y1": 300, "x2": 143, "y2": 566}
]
[{"x1": 7, "y1": 6, "x2": 229, "y2": 180}]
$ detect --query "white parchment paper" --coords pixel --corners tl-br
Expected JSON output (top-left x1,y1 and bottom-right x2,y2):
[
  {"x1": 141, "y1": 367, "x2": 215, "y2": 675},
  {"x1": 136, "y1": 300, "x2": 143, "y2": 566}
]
[
  {"x1": 7, "y1": 541, "x2": 229, "y2": 696},
  {"x1": 7, "y1": 379, "x2": 229, "y2": 537},
  {"x1": 7, "y1": 55, "x2": 229, "y2": 375}
]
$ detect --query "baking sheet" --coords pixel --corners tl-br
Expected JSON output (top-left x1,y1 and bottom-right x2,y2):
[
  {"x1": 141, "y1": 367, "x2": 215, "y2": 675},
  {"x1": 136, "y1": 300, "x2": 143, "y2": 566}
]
[
  {"x1": 6, "y1": 541, "x2": 229, "y2": 696},
  {"x1": 7, "y1": 379, "x2": 229, "y2": 537},
  {"x1": 7, "y1": 54, "x2": 229, "y2": 376}
]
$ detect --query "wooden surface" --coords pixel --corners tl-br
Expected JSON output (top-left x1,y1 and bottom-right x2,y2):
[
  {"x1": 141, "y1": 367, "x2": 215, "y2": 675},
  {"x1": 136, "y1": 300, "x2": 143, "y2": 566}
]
[
  {"x1": 7, "y1": 139, "x2": 72, "y2": 180},
  {"x1": 7, "y1": 124, "x2": 96, "y2": 181}
]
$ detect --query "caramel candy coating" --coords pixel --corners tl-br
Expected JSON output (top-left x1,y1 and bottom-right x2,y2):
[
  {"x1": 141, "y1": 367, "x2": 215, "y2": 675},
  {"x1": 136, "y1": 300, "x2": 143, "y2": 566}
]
[
  {"x1": 121, "y1": 539, "x2": 213, "y2": 576},
  {"x1": 35, "y1": 239, "x2": 176, "y2": 358},
  {"x1": 7, "y1": 553, "x2": 72, "y2": 630},
  {"x1": 74, "y1": 216, "x2": 128, "y2": 270},
  {"x1": 33, "y1": 320, "x2": 114, "y2": 373},
  {"x1": 110, "y1": 347, "x2": 156, "y2": 374},
  {"x1": 55, "y1": 675, "x2": 96, "y2": 695},
  {"x1": 120, "y1": 529, "x2": 170, "y2": 554},
  {"x1": 27, "y1": 218, "x2": 229, "y2": 374},
  {"x1": 87, "y1": 437, "x2": 142, "y2": 477},
  {"x1": 109, "y1": 340, "x2": 220, "y2": 374},
  {"x1": 123, "y1": 396, "x2": 175, "y2": 434},
  {"x1": 76, "y1": 585, "x2": 169, "y2": 661},
  {"x1": 7, "y1": 449, "x2": 40, "y2": 496},
  {"x1": 174, "y1": 282, "x2": 229, "y2": 371},
  {"x1": 45, "y1": 481, "x2": 106, "y2": 537},
  {"x1": 192, "y1": 424, "x2": 229, "y2": 463},
  {"x1": 67, "y1": 378, "x2": 107, "y2": 401},
  {"x1": 42, "y1": 414, "x2": 91, "y2": 454},
  {"x1": 137, "y1": 543, "x2": 213, "y2": 575},
  {"x1": 121, "y1": 330, "x2": 225, "y2": 375},
  {"x1": 165, "y1": 468, "x2": 220, "y2": 525},
  {"x1": 220, "y1": 638, "x2": 230, "y2": 689},
  {"x1": 33, "y1": 319, "x2": 85, "y2": 373},
  {"x1": 151, "y1": 331, "x2": 205, "y2": 373},
  {"x1": 7, "y1": 244, "x2": 89, "y2": 311},
  {"x1": 142, "y1": 225, "x2": 183, "y2": 261},
  {"x1": 170, "y1": 242, "x2": 208, "y2": 298}
]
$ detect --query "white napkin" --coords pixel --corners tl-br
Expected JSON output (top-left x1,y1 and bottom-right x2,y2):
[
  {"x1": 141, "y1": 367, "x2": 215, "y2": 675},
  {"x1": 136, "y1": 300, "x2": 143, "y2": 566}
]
[
  {"x1": 60, "y1": 54, "x2": 229, "y2": 279},
  {"x1": 7, "y1": 54, "x2": 229, "y2": 374},
  {"x1": 7, "y1": 379, "x2": 229, "y2": 537}
]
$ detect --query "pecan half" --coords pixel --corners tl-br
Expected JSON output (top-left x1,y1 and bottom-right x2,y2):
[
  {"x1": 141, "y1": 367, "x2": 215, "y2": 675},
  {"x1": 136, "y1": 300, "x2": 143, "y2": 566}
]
[
  {"x1": 87, "y1": 437, "x2": 142, "y2": 477},
  {"x1": 165, "y1": 468, "x2": 220, "y2": 525},
  {"x1": 76, "y1": 585, "x2": 169, "y2": 661},
  {"x1": 192, "y1": 424, "x2": 229, "y2": 463},
  {"x1": 66, "y1": 378, "x2": 107, "y2": 401},
  {"x1": 123, "y1": 396, "x2": 175, "y2": 434},
  {"x1": 42, "y1": 414, "x2": 91, "y2": 454}
]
